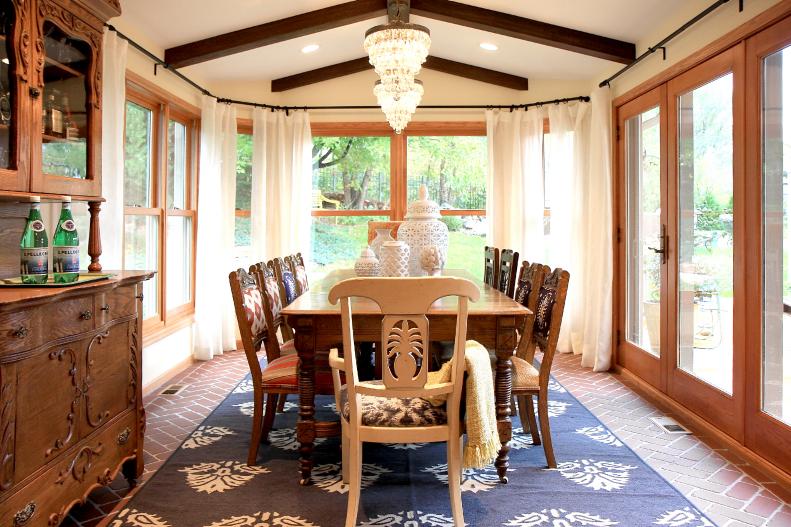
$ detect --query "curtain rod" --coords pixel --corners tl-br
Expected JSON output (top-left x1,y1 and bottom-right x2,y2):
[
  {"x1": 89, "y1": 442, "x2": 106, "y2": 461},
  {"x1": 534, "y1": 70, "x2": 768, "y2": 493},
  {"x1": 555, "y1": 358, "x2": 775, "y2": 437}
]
[
  {"x1": 106, "y1": 24, "x2": 589, "y2": 112},
  {"x1": 598, "y1": 0, "x2": 740, "y2": 88}
]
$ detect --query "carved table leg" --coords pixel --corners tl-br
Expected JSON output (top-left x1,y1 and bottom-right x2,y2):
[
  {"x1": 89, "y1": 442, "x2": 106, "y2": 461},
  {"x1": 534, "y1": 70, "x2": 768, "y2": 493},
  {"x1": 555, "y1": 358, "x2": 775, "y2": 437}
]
[
  {"x1": 494, "y1": 315, "x2": 518, "y2": 483},
  {"x1": 88, "y1": 201, "x2": 102, "y2": 272},
  {"x1": 293, "y1": 316, "x2": 317, "y2": 485}
]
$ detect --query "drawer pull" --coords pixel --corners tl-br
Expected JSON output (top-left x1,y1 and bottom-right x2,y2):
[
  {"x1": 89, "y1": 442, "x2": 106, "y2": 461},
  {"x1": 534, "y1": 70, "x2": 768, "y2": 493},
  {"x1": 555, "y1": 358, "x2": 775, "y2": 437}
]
[
  {"x1": 12, "y1": 326, "x2": 28, "y2": 338},
  {"x1": 135, "y1": 293, "x2": 144, "y2": 300},
  {"x1": 14, "y1": 501, "x2": 36, "y2": 526},
  {"x1": 117, "y1": 427, "x2": 131, "y2": 445},
  {"x1": 101, "y1": 304, "x2": 111, "y2": 312},
  {"x1": 80, "y1": 310, "x2": 93, "y2": 320}
]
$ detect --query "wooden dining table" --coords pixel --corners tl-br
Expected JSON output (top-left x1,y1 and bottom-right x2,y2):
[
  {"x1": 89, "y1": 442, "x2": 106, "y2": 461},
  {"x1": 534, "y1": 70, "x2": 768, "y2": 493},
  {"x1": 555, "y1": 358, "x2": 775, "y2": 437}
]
[{"x1": 282, "y1": 268, "x2": 530, "y2": 485}]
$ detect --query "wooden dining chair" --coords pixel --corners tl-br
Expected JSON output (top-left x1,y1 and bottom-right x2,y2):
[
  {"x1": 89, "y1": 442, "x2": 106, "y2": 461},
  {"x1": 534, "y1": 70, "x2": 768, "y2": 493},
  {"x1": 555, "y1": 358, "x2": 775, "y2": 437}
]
[
  {"x1": 250, "y1": 262, "x2": 295, "y2": 344},
  {"x1": 511, "y1": 268, "x2": 570, "y2": 468},
  {"x1": 484, "y1": 246, "x2": 500, "y2": 289},
  {"x1": 229, "y1": 269, "x2": 300, "y2": 465},
  {"x1": 497, "y1": 249, "x2": 519, "y2": 298},
  {"x1": 327, "y1": 277, "x2": 480, "y2": 527},
  {"x1": 287, "y1": 252, "x2": 310, "y2": 297}
]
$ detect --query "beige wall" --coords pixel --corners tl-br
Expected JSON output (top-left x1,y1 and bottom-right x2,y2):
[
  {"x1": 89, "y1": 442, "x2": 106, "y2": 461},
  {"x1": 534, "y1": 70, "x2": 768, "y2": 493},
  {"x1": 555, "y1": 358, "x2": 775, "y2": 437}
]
[{"x1": 597, "y1": 0, "x2": 784, "y2": 98}]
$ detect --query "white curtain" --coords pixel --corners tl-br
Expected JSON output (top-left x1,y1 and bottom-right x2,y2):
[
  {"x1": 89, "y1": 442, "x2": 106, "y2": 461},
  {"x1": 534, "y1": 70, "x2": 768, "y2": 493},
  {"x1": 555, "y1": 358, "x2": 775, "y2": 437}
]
[
  {"x1": 252, "y1": 109, "x2": 312, "y2": 259},
  {"x1": 100, "y1": 29, "x2": 127, "y2": 269},
  {"x1": 485, "y1": 108, "x2": 545, "y2": 261},
  {"x1": 193, "y1": 96, "x2": 237, "y2": 360}
]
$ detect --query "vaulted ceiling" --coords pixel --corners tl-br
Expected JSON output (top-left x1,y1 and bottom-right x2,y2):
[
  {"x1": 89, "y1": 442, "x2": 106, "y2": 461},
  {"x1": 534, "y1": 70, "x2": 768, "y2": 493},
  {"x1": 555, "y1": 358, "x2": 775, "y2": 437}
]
[{"x1": 118, "y1": 0, "x2": 690, "y2": 90}]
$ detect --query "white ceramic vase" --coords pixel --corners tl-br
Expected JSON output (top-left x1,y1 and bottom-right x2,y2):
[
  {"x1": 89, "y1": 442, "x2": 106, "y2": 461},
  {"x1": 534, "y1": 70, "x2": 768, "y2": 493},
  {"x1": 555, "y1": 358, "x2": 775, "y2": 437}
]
[
  {"x1": 354, "y1": 246, "x2": 381, "y2": 277},
  {"x1": 369, "y1": 227, "x2": 394, "y2": 259},
  {"x1": 379, "y1": 240, "x2": 410, "y2": 277},
  {"x1": 398, "y1": 184, "x2": 449, "y2": 276}
]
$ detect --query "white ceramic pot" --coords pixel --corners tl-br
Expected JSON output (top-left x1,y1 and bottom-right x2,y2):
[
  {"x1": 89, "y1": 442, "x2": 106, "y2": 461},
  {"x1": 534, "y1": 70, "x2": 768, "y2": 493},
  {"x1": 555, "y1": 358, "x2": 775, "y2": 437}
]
[
  {"x1": 354, "y1": 246, "x2": 381, "y2": 277},
  {"x1": 379, "y1": 241, "x2": 410, "y2": 277},
  {"x1": 369, "y1": 227, "x2": 394, "y2": 259},
  {"x1": 398, "y1": 184, "x2": 449, "y2": 276}
]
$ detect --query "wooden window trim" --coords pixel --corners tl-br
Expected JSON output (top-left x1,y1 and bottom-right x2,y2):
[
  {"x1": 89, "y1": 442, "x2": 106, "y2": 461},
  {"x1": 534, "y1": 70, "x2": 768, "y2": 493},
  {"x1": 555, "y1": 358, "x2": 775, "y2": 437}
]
[{"x1": 125, "y1": 76, "x2": 200, "y2": 345}]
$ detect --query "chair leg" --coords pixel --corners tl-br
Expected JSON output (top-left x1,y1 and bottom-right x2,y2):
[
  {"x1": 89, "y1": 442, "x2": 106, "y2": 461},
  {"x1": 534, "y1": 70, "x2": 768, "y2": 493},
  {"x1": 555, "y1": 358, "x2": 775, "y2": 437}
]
[
  {"x1": 521, "y1": 394, "x2": 540, "y2": 445},
  {"x1": 510, "y1": 396, "x2": 517, "y2": 420},
  {"x1": 345, "y1": 436, "x2": 363, "y2": 527},
  {"x1": 260, "y1": 393, "x2": 278, "y2": 445},
  {"x1": 247, "y1": 390, "x2": 265, "y2": 466},
  {"x1": 341, "y1": 426, "x2": 350, "y2": 484},
  {"x1": 537, "y1": 391, "x2": 556, "y2": 468},
  {"x1": 276, "y1": 394, "x2": 287, "y2": 413},
  {"x1": 516, "y1": 394, "x2": 530, "y2": 435},
  {"x1": 447, "y1": 435, "x2": 464, "y2": 526}
]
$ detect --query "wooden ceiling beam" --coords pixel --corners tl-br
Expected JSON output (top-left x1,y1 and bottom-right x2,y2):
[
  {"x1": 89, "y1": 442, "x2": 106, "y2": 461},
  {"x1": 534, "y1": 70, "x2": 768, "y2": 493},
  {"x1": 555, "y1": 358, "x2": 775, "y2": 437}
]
[
  {"x1": 164, "y1": 0, "x2": 386, "y2": 69},
  {"x1": 270, "y1": 56, "x2": 529, "y2": 92},
  {"x1": 409, "y1": 0, "x2": 635, "y2": 65}
]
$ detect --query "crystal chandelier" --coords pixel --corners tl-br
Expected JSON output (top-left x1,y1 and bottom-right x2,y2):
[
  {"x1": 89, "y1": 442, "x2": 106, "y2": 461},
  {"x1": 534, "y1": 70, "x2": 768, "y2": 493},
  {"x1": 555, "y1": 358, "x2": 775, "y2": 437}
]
[
  {"x1": 364, "y1": 0, "x2": 430, "y2": 133},
  {"x1": 374, "y1": 79, "x2": 423, "y2": 134}
]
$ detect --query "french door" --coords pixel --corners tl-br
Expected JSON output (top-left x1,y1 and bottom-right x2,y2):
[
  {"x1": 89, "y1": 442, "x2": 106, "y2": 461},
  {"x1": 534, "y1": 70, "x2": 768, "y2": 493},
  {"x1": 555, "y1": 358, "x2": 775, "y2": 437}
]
[{"x1": 617, "y1": 13, "x2": 791, "y2": 473}]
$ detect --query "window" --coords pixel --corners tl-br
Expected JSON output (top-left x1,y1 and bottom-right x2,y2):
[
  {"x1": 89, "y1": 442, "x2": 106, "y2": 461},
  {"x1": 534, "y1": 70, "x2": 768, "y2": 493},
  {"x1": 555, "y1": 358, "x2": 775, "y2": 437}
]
[
  {"x1": 311, "y1": 123, "x2": 487, "y2": 279},
  {"x1": 123, "y1": 81, "x2": 198, "y2": 340},
  {"x1": 234, "y1": 128, "x2": 253, "y2": 262}
]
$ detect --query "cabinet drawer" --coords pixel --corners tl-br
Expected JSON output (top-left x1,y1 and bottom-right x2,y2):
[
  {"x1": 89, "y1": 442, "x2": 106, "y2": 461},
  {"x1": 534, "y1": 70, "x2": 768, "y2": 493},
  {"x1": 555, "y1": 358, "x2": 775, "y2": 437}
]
[
  {"x1": 0, "y1": 309, "x2": 39, "y2": 355},
  {"x1": 0, "y1": 411, "x2": 137, "y2": 527},
  {"x1": 96, "y1": 285, "x2": 137, "y2": 326},
  {"x1": 40, "y1": 295, "x2": 95, "y2": 338}
]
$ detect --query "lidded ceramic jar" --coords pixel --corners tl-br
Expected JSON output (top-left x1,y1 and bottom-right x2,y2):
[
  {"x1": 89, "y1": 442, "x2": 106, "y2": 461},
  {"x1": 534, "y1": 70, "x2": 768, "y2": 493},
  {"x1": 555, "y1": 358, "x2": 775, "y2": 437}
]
[
  {"x1": 397, "y1": 184, "x2": 449, "y2": 276},
  {"x1": 354, "y1": 246, "x2": 381, "y2": 277}
]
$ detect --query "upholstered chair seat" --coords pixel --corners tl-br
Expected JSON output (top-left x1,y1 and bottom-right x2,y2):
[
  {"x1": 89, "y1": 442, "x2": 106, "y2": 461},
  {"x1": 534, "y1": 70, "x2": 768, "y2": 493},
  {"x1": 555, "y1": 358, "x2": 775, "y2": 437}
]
[
  {"x1": 340, "y1": 383, "x2": 448, "y2": 427},
  {"x1": 511, "y1": 356, "x2": 540, "y2": 389}
]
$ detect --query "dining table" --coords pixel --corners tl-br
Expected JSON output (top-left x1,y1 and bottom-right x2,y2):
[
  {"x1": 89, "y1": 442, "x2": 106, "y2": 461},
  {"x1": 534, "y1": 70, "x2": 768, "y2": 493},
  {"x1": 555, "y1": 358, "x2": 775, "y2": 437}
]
[{"x1": 282, "y1": 268, "x2": 530, "y2": 485}]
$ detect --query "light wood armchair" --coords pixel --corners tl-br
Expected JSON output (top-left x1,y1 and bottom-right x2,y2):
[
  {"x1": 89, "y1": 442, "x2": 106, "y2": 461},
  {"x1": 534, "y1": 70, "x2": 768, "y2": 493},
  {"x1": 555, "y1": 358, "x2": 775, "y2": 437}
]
[
  {"x1": 328, "y1": 277, "x2": 480, "y2": 527},
  {"x1": 512, "y1": 268, "x2": 570, "y2": 468}
]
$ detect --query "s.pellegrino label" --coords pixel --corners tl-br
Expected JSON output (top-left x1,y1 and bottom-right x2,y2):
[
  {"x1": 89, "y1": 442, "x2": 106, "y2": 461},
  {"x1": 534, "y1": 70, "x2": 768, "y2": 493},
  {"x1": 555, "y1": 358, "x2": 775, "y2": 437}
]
[
  {"x1": 53, "y1": 199, "x2": 79, "y2": 283},
  {"x1": 20, "y1": 201, "x2": 49, "y2": 284}
]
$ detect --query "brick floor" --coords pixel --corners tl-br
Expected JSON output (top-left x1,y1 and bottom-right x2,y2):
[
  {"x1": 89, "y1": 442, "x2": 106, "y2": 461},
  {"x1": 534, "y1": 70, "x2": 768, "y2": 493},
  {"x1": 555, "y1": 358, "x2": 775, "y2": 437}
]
[{"x1": 60, "y1": 349, "x2": 791, "y2": 527}]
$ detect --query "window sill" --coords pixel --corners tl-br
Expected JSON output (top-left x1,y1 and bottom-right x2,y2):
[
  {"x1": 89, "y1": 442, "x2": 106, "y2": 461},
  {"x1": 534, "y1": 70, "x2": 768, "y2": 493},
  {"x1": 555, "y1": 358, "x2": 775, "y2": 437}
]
[{"x1": 142, "y1": 312, "x2": 194, "y2": 348}]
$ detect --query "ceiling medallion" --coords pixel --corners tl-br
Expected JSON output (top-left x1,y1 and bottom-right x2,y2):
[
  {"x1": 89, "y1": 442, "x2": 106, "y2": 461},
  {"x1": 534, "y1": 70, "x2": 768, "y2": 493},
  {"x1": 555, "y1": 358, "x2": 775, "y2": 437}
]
[{"x1": 364, "y1": 0, "x2": 430, "y2": 133}]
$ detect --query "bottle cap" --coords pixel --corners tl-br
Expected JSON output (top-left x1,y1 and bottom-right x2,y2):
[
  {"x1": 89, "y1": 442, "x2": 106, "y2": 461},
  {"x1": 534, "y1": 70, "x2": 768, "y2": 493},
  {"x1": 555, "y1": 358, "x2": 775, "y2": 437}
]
[
  {"x1": 62, "y1": 196, "x2": 71, "y2": 203},
  {"x1": 30, "y1": 196, "x2": 40, "y2": 203}
]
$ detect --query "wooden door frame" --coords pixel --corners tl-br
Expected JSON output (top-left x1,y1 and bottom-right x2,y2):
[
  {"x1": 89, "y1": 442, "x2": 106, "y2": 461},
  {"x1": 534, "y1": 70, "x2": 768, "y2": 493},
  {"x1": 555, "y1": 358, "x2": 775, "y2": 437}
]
[
  {"x1": 744, "y1": 15, "x2": 791, "y2": 474},
  {"x1": 664, "y1": 43, "x2": 746, "y2": 441},
  {"x1": 615, "y1": 86, "x2": 668, "y2": 392}
]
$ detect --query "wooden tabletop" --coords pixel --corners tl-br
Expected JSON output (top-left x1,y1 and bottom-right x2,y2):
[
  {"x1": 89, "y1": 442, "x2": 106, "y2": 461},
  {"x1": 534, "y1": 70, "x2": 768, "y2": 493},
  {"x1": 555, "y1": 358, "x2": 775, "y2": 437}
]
[{"x1": 282, "y1": 269, "x2": 530, "y2": 316}]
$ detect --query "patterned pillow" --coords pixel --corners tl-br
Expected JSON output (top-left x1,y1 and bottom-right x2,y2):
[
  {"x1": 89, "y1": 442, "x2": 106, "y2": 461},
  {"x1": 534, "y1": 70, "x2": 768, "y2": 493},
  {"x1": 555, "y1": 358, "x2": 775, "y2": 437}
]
[
  {"x1": 282, "y1": 270, "x2": 298, "y2": 304},
  {"x1": 241, "y1": 286, "x2": 267, "y2": 336},
  {"x1": 534, "y1": 286, "x2": 557, "y2": 339},
  {"x1": 295, "y1": 266, "x2": 309, "y2": 292},
  {"x1": 514, "y1": 279, "x2": 532, "y2": 306},
  {"x1": 263, "y1": 276, "x2": 283, "y2": 320}
]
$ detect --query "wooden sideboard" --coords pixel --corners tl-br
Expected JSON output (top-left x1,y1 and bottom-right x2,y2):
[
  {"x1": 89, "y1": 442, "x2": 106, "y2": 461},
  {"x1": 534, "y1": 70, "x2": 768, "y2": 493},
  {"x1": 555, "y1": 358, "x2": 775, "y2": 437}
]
[{"x1": 0, "y1": 271, "x2": 152, "y2": 527}]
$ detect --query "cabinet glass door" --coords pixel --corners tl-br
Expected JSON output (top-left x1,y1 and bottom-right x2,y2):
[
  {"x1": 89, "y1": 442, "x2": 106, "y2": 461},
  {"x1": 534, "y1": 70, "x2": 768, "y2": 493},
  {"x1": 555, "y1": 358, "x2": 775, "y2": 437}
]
[{"x1": 0, "y1": 4, "x2": 14, "y2": 171}]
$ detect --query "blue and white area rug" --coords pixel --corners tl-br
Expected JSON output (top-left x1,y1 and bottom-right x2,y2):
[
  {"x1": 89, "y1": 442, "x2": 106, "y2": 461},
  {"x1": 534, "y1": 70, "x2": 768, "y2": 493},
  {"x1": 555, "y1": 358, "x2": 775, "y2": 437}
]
[{"x1": 111, "y1": 374, "x2": 715, "y2": 527}]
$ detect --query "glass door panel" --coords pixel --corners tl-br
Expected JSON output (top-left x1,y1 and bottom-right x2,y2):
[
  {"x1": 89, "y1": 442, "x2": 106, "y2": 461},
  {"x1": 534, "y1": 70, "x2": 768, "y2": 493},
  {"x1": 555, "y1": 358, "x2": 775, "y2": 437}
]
[
  {"x1": 676, "y1": 73, "x2": 735, "y2": 395},
  {"x1": 762, "y1": 45, "x2": 791, "y2": 424},
  {"x1": 0, "y1": 3, "x2": 15, "y2": 170},
  {"x1": 625, "y1": 107, "x2": 663, "y2": 356}
]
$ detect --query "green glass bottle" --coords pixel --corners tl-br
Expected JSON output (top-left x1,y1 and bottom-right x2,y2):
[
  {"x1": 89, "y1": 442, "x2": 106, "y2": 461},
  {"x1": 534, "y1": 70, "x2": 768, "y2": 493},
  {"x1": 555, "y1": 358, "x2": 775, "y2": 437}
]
[
  {"x1": 53, "y1": 197, "x2": 79, "y2": 283},
  {"x1": 20, "y1": 196, "x2": 48, "y2": 284}
]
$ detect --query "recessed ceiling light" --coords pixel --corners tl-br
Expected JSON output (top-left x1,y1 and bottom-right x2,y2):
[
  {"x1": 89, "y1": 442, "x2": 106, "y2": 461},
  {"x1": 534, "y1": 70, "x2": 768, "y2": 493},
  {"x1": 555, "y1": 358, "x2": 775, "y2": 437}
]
[
  {"x1": 479, "y1": 42, "x2": 498, "y2": 52},
  {"x1": 301, "y1": 44, "x2": 320, "y2": 54}
]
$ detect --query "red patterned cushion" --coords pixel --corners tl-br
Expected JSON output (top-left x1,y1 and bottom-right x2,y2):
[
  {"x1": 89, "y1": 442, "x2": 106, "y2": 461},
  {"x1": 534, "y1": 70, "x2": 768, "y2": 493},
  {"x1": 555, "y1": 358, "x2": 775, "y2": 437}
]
[
  {"x1": 295, "y1": 266, "x2": 309, "y2": 292},
  {"x1": 280, "y1": 339, "x2": 296, "y2": 355},
  {"x1": 260, "y1": 354, "x2": 335, "y2": 393},
  {"x1": 263, "y1": 276, "x2": 283, "y2": 320},
  {"x1": 241, "y1": 286, "x2": 267, "y2": 336}
]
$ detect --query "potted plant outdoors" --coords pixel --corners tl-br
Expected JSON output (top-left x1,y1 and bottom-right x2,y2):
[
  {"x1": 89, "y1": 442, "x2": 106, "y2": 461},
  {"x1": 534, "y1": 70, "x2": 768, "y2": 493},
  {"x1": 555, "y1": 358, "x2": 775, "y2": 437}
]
[{"x1": 643, "y1": 250, "x2": 662, "y2": 355}]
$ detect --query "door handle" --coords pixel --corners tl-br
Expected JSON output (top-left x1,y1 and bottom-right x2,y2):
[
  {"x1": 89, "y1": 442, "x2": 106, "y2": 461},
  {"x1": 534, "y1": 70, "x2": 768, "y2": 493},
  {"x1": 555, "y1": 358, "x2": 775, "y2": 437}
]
[{"x1": 647, "y1": 225, "x2": 668, "y2": 265}]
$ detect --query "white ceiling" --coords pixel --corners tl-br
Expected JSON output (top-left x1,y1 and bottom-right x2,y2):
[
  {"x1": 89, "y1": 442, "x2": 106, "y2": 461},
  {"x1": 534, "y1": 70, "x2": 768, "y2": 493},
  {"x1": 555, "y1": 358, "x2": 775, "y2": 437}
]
[{"x1": 118, "y1": 0, "x2": 692, "y2": 85}]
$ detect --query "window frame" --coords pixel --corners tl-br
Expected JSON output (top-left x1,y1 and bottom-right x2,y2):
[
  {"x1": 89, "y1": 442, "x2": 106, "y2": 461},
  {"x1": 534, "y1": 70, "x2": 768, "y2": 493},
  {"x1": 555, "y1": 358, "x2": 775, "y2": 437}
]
[{"x1": 124, "y1": 76, "x2": 200, "y2": 344}]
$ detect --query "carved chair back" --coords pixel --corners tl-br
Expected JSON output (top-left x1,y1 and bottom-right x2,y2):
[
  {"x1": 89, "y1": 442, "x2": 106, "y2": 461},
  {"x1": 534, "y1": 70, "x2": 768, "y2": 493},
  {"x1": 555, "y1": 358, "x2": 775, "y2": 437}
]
[
  {"x1": 228, "y1": 268, "x2": 266, "y2": 381},
  {"x1": 287, "y1": 253, "x2": 310, "y2": 296},
  {"x1": 249, "y1": 262, "x2": 290, "y2": 361},
  {"x1": 497, "y1": 249, "x2": 519, "y2": 298},
  {"x1": 514, "y1": 261, "x2": 551, "y2": 362},
  {"x1": 529, "y1": 268, "x2": 570, "y2": 387},
  {"x1": 328, "y1": 277, "x2": 480, "y2": 413},
  {"x1": 484, "y1": 246, "x2": 500, "y2": 289}
]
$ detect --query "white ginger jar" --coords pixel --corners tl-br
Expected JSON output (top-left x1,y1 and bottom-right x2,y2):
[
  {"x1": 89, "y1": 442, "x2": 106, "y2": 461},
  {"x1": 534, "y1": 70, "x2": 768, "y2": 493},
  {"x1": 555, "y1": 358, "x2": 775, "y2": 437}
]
[
  {"x1": 379, "y1": 240, "x2": 410, "y2": 277},
  {"x1": 398, "y1": 184, "x2": 449, "y2": 276},
  {"x1": 354, "y1": 246, "x2": 381, "y2": 277}
]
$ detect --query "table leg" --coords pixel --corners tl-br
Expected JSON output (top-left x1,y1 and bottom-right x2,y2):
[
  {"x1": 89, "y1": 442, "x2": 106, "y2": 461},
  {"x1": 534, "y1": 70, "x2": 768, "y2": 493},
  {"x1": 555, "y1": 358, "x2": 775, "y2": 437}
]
[
  {"x1": 294, "y1": 316, "x2": 317, "y2": 485},
  {"x1": 494, "y1": 315, "x2": 518, "y2": 483}
]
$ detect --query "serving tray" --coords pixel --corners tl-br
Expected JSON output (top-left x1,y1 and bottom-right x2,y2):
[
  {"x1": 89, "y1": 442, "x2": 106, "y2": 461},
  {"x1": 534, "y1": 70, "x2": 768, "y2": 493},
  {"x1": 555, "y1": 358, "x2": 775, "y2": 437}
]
[{"x1": 0, "y1": 273, "x2": 114, "y2": 287}]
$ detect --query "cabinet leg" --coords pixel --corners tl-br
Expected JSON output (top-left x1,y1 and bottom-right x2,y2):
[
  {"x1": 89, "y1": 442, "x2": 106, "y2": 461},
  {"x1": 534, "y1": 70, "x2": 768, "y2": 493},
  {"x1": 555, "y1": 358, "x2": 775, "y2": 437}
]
[
  {"x1": 88, "y1": 201, "x2": 102, "y2": 272},
  {"x1": 122, "y1": 457, "x2": 140, "y2": 487}
]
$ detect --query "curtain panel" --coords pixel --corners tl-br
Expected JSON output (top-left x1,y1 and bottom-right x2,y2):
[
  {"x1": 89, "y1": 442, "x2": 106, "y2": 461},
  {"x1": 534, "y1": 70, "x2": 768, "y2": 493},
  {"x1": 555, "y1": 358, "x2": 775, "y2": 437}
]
[
  {"x1": 100, "y1": 29, "x2": 127, "y2": 270},
  {"x1": 193, "y1": 97, "x2": 237, "y2": 360}
]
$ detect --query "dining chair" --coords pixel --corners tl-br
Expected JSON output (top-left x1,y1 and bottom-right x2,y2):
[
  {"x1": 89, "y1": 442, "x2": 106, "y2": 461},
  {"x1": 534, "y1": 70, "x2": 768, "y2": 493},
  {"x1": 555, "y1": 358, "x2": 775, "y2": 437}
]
[
  {"x1": 484, "y1": 246, "x2": 500, "y2": 289},
  {"x1": 327, "y1": 277, "x2": 480, "y2": 527},
  {"x1": 497, "y1": 249, "x2": 520, "y2": 298},
  {"x1": 511, "y1": 268, "x2": 570, "y2": 468},
  {"x1": 287, "y1": 252, "x2": 310, "y2": 297}
]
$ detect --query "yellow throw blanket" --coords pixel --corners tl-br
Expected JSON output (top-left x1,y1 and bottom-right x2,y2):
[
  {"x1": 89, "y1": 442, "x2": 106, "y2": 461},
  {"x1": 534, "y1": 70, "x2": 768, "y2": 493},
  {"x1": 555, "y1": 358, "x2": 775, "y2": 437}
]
[{"x1": 427, "y1": 340, "x2": 500, "y2": 469}]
